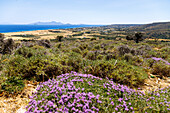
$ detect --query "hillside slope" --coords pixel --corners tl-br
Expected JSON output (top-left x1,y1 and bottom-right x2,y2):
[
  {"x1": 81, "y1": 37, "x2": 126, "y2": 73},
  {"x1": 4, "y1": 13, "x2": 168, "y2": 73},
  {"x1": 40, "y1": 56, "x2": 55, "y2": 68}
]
[{"x1": 125, "y1": 22, "x2": 170, "y2": 39}]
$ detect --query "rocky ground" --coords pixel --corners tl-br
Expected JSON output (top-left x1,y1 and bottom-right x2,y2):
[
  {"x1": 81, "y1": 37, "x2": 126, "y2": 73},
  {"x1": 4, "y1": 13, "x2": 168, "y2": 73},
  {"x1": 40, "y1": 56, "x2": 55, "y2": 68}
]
[{"x1": 0, "y1": 81, "x2": 38, "y2": 113}]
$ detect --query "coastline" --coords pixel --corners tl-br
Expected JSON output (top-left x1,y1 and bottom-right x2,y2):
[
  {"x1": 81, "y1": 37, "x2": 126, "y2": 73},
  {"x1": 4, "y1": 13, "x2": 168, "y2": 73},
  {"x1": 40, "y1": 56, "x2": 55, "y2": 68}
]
[
  {"x1": 0, "y1": 25, "x2": 101, "y2": 40},
  {"x1": 0, "y1": 25, "x2": 101, "y2": 33},
  {"x1": 3, "y1": 27, "x2": 96, "y2": 40}
]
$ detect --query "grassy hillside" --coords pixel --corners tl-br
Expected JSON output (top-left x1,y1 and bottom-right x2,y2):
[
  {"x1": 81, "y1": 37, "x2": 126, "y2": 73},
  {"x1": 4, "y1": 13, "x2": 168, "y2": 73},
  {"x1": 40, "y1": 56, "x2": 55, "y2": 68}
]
[{"x1": 124, "y1": 22, "x2": 170, "y2": 39}]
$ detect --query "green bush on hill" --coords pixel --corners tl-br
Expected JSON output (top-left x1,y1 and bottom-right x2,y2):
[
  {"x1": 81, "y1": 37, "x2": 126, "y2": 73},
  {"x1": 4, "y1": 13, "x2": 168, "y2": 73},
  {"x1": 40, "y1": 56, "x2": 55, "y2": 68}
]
[{"x1": 0, "y1": 39, "x2": 170, "y2": 94}]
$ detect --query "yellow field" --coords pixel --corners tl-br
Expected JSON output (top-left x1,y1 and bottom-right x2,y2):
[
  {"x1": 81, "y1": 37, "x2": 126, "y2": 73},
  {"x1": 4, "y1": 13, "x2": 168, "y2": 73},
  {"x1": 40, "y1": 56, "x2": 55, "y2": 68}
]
[{"x1": 4, "y1": 29, "x2": 72, "y2": 40}]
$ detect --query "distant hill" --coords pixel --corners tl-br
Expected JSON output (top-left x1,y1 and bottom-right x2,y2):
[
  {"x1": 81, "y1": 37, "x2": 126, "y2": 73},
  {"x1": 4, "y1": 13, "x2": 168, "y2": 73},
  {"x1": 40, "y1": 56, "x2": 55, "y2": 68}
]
[
  {"x1": 124, "y1": 22, "x2": 170, "y2": 39},
  {"x1": 101, "y1": 22, "x2": 170, "y2": 39},
  {"x1": 126, "y1": 22, "x2": 170, "y2": 31},
  {"x1": 30, "y1": 21, "x2": 67, "y2": 25},
  {"x1": 103, "y1": 24, "x2": 142, "y2": 29}
]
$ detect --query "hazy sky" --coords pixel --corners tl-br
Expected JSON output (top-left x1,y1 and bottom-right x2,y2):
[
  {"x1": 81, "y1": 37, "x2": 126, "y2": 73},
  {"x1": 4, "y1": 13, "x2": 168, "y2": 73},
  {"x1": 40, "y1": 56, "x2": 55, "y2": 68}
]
[{"x1": 0, "y1": 0, "x2": 170, "y2": 25}]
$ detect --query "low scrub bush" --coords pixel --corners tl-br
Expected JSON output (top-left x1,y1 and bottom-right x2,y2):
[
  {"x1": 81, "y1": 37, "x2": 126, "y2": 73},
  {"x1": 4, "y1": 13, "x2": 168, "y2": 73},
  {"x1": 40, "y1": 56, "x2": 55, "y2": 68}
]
[
  {"x1": 71, "y1": 47, "x2": 82, "y2": 54},
  {"x1": 79, "y1": 43, "x2": 88, "y2": 50},
  {"x1": 66, "y1": 52, "x2": 84, "y2": 72},
  {"x1": 86, "y1": 51, "x2": 97, "y2": 60},
  {"x1": 3, "y1": 55, "x2": 28, "y2": 78},
  {"x1": 84, "y1": 59, "x2": 148, "y2": 87},
  {"x1": 1, "y1": 76, "x2": 25, "y2": 95},
  {"x1": 15, "y1": 46, "x2": 34, "y2": 58},
  {"x1": 123, "y1": 53, "x2": 133, "y2": 62},
  {"x1": 151, "y1": 62, "x2": 170, "y2": 77},
  {"x1": 0, "y1": 38, "x2": 15, "y2": 54},
  {"x1": 2, "y1": 53, "x2": 62, "y2": 81},
  {"x1": 1, "y1": 39, "x2": 170, "y2": 95},
  {"x1": 37, "y1": 39, "x2": 51, "y2": 48},
  {"x1": 118, "y1": 45, "x2": 131, "y2": 56}
]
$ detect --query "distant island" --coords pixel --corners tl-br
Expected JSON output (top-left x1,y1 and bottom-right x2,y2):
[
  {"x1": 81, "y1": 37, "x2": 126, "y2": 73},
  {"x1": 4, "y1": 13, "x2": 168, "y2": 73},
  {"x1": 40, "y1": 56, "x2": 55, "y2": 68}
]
[{"x1": 30, "y1": 21, "x2": 71, "y2": 25}]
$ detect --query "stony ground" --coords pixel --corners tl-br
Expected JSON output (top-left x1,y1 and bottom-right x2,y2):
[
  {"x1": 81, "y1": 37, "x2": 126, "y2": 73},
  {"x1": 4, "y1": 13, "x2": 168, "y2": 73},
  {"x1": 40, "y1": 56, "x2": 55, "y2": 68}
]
[{"x1": 0, "y1": 81, "x2": 38, "y2": 113}]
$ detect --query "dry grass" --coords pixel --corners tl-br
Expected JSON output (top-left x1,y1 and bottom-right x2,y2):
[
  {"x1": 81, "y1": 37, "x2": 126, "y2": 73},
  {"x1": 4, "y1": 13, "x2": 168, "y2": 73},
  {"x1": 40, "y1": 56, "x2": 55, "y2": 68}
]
[
  {"x1": 147, "y1": 38, "x2": 170, "y2": 41},
  {"x1": 4, "y1": 29, "x2": 73, "y2": 40},
  {"x1": 4, "y1": 29, "x2": 100, "y2": 41}
]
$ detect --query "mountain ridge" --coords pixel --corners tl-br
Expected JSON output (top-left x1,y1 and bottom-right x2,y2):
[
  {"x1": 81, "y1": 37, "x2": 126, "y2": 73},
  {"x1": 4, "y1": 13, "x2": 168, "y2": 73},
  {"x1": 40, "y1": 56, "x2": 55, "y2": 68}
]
[{"x1": 30, "y1": 21, "x2": 69, "y2": 25}]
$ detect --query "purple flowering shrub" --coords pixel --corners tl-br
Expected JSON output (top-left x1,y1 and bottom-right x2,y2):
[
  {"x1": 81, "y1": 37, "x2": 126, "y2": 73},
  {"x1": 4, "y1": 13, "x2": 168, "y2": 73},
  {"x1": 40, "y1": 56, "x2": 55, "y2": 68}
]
[
  {"x1": 151, "y1": 57, "x2": 170, "y2": 65},
  {"x1": 25, "y1": 72, "x2": 170, "y2": 113}
]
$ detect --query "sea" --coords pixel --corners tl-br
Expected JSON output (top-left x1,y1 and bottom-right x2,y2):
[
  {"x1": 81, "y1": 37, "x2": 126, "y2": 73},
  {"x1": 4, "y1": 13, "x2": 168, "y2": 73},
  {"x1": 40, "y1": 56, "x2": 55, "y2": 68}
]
[{"x1": 0, "y1": 25, "x2": 101, "y2": 33}]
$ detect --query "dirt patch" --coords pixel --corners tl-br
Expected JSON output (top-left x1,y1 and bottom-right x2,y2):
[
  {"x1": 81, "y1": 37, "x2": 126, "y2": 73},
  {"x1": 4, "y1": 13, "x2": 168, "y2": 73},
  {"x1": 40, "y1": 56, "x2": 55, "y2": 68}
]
[
  {"x1": 153, "y1": 48, "x2": 161, "y2": 50},
  {"x1": 140, "y1": 73, "x2": 170, "y2": 92},
  {"x1": 0, "y1": 81, "x2": 38, "y2": 113}
]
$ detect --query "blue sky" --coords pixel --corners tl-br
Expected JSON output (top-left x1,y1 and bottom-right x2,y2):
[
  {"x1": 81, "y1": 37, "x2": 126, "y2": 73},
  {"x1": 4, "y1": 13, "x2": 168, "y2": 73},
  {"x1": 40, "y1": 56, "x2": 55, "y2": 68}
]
[{"x1": 0, "y1": 0, "x2": 170, "y2": 25}]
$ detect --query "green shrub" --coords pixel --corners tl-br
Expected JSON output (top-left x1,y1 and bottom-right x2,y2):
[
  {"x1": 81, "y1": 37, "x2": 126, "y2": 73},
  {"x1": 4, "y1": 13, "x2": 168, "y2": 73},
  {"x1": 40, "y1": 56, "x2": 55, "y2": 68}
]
[
  {"x1": 15, "y1": 46, "x2": 50, "y2": 58},
  {"x1": 15, "y1": 46, "x2": 34, "y2": 58},
  {"x1": 96, "y1": 54, "x2": 104, "y2": 60},
  {"x1": 151, "y1": 62, "x2": 170, "y2": 78},
  {"x1": 37, "y1": 39, "x2": 51, "y2": 48},
  {"x1": 86, "y1": 51, "x2": 97, "y2": 60},
  {"x1": 71, "y1": 47, "x2": 82, "y2": 54},
  {"x1": 2, "y1": 39, "x2": 169, "y2": 94},
  {"x1": 66, "y1": 52, "x2": 84, "y2": 72},
  {"x1": 145, "y1": 50, "x2": 158, "y2": 58},
  {"x1": 79, "y1": 43, "x2": 88, "y2": 50},
  {"x1": 105, "y1": 54, "x2": 115, "y2": 60},
  {"x1": 143, "y1": 58, "x2": 155, "y2": 68},
  {"x1": 54, "y1": 42, "x2": 63, "y2": 48},
  {"x1": 90, "y1": 37, "x2": 97, "y2": 41},
  {"x1": 2, "y1": 52, "x2": 62, "y2": 82},
  {"x1": 117, "y1": 45, "x2": 131, "y2": 56},
  {"x1": 1, "y1": 38, "x2": 15, "y2": 54},
  {"x1": 131, "y1": 55, "x2": 144, "y2": 66},
  {"x1": 158, "y1": 47, "x2": 170, "y2": 61},
  {"x1": 1, "y1": 76, "x2": 25, "y2": 95},
  {"x1": 123, "y1": 53, "x2": 133, "y2": 62},
  {"x1": 82, "y1": 49, "x2": 89, "y2": 57},
  {"x1": 94, "y1": 44, "x2": 101, "y2": 50},
  {"x1": 84, "y1": 59, "x2": 148, "y2": 87},
  {"x1": 3, "y1": 55, "x2": 28, "y2": 77}
]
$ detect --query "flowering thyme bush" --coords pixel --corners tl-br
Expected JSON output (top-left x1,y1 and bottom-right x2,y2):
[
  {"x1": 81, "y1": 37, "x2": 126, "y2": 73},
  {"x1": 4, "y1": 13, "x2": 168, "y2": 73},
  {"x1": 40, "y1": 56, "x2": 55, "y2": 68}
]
[{"x1": 26, "y1": 72, "x2": 170, "y2": 113}]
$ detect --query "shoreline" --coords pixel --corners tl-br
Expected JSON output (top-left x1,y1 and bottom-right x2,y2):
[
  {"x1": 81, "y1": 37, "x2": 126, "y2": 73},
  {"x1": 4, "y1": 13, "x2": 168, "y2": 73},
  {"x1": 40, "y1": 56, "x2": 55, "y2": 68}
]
[
  {"x1": 3, "y1": 27, "x2": 93, "y2": 40},
  {"x1": 1, "y1": 28, "x2": 61, "y2": 34},
  {"x1": 3, "y1": 25, "x2": 100, "y2": 40},
  {"x1": 3, "y1": 28, "x2": 60, "y2": 34},
  {"x1": 0, "y1": 25, "x2": 101, "y2": 33}
]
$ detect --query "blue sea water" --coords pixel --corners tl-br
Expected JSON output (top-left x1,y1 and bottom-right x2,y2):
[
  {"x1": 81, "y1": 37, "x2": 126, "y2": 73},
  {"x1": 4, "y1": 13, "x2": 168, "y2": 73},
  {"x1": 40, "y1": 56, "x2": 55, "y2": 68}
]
[{"x1": 0, "y1": 25, "x2": 100, "y2": 33}]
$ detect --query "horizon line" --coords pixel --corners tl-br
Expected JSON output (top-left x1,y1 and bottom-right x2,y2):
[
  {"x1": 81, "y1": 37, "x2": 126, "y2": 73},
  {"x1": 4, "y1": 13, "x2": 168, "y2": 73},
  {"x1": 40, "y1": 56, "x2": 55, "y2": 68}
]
[{"x1": 0, "y1": 20, "x2": 170, "y2": 25}]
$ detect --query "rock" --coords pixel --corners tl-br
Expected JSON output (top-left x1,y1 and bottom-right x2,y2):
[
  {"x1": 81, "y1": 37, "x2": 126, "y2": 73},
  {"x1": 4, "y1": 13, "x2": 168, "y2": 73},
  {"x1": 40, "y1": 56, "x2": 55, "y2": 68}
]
[
  {"x1": 27, "y1": 84, "x2": 33, "y2": 87},
  {"x1": 16, "y1": 106, "x2": 26, "y2": 113},
  {"x1": 0, "y1": 108, "x2": 5, "y2": 113},
  {"x1": 144, "y1": 83, "x2": 153, "y2": 87},
  {"x1": 167, "y1": 79, "x2": 170, "y2": 83}
]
